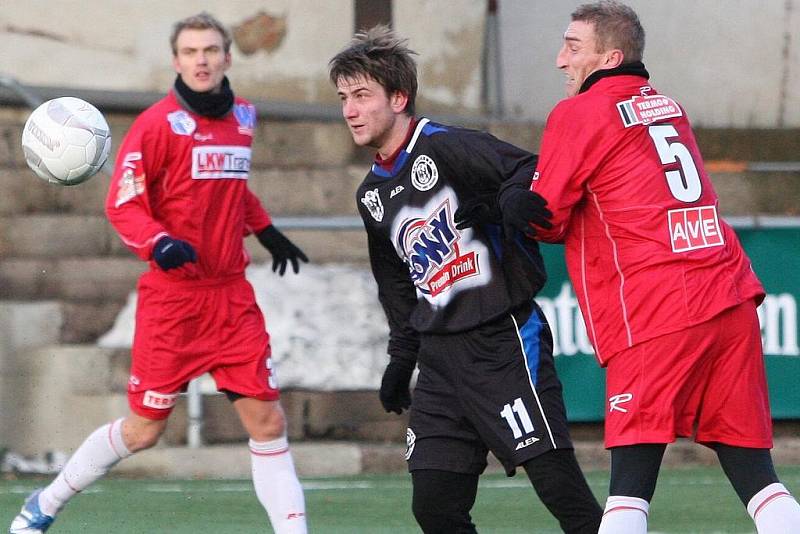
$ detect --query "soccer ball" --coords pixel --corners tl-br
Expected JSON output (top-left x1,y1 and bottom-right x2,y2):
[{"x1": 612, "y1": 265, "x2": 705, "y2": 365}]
[{"x1": 21, "y1": 97, "x2": 112, "y2": 186}]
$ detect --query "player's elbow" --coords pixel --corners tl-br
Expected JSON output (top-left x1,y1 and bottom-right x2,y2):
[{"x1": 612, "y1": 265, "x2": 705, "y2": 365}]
[{"x1": 535, "y1": 224, "x2": 566, "y2": 243}]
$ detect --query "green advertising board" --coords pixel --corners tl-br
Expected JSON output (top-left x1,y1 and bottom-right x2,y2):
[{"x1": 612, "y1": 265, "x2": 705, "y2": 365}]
[{"x1": 536, "y1": 223, "x2": 800, "y2": 422}]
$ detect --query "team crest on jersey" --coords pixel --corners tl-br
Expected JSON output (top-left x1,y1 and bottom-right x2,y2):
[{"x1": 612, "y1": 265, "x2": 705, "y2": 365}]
[
  {"x1": 361, "y1": 188, "x2": 384, "y2": 222},
  {"x1": 234, "y1": 103, "x2": 256, "y2": 136},
  {"x1": 396, "y1": 198, "x2": 479, "y2": 296},
  {"x1": 405, "y1": 428, "x2": 416, "y2": 460},
  {"x1": 115, "y1": 168, "x2": 146, "y2": 208},
  {"x1": 114, "y1": 152, "x2": 145, "y2": 208},
  {"x1": 167, "y1": 110, "x2": 196, "y2": 136},
  {"x1": 617, "y1": 94, "x2": 682, "y2": 127},
  {"x1": 411, "y1": 154, "x2": 438, "y2": 191}
]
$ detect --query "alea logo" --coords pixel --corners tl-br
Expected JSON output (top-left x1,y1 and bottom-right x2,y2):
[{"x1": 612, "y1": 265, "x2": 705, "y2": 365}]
[{"x1": 396, "y1": 199, "x2": 478, "y2": 296}]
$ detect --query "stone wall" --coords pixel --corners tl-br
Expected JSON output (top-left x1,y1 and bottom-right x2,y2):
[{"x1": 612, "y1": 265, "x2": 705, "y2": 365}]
[{"x1": 1, "y1": 104, "x2": 798, "y2": 454}]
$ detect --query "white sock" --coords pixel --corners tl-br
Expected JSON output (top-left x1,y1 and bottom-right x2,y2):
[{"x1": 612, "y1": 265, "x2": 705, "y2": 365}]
[
  {"x1": 598, "y1": 495, "x2": 649, "y2": 534},
  {"x1": 250, "y1": 436, "x2": 307, "y2": 534},
  {"x1": 38, "y1": 418, "x2": 132, "y2": 516},
  {"x1": 747, "y1": 482, "x2": 800, "y2": 533}
]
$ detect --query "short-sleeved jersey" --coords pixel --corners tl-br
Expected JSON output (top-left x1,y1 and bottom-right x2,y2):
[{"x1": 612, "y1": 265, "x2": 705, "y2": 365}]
[
  {"x1": 356, "y1": 118, "x2": 547, "y2": 363},
  {"x1": 531, "y1": 73, "x2": 764, "y2": 364},
  {"x1": 105, "y1": 91, "x2": 271, "y2": 281}
]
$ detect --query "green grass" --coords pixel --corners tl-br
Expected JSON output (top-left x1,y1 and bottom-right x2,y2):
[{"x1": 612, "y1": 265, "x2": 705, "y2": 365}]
[{"x1": 2, "y1": 466, "x2": 799, "y2": 533}]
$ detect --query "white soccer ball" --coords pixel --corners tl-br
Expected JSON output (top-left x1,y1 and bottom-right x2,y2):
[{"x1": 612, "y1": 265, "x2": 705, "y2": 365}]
[{"x1": 21, "y1": 96, "x2": 112, "y2": 186}]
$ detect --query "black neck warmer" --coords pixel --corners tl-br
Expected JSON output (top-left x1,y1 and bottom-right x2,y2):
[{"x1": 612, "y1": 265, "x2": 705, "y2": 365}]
[
  {"x1": 579, "y1": 61, "x2": 650, "y2": 94},
  {"x1": 173, "y1": 75, "x2": 234, "y2": 118}
]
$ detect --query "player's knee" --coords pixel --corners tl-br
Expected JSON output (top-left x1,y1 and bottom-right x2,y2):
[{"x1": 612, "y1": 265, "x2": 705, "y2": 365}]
[
  {"x1": 715, "y1": 444, "x2": 779, "y2": 505},
  {"x1": 412, "y1": 500, "x2": 447, "y2": 532},
  {"x1": 411, "y1": 470, "x2": 478, "y2": 533},
  {"x1": 122, "y1": 418, "x2": 167, "y2": 452},
  {"x1": 412, "y1": 495, "x2": 474, "y2": 533},
  {"x1": 127, "y1": 430, "x2": 163, "y2": 452},
  {"x1": 246, "y1": 407, "x2": 287, "y2": 442}
]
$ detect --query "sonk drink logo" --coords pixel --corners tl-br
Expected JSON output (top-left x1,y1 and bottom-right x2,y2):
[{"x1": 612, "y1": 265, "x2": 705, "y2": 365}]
[{"x1": 396, "y1": 198, "x2": 479, "y2": 296}]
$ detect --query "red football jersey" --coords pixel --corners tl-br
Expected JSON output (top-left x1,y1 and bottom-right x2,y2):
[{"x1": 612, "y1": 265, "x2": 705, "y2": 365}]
[
  {"x1": 106, "y1": 91, "x2": 271, "y2": 280},
  {"x1": 532, "y1": 74, "x2": 764, "y2": 364}
]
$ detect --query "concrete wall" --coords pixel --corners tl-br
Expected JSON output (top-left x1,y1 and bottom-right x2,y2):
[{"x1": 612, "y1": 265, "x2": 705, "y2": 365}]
[
  {"x1": 500, "y1": 0, "x2": 800, "y2": 127},
  {"x1": 0, "y1": 0, "x2": 484, "y2": 112},
  {"x1": 7, "y1": 1, "x2": 798, "y2": 127}
]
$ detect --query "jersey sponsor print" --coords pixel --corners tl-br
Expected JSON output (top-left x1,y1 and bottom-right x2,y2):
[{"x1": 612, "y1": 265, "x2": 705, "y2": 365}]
[{"x1": 391, "y1": 188, "x2": 488, "y2": 304}]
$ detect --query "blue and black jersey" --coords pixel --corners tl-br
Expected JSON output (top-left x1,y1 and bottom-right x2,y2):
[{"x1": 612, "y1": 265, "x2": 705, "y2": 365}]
[{"x1": 355, "y1": 117, "x2": 546, "y2": 365}]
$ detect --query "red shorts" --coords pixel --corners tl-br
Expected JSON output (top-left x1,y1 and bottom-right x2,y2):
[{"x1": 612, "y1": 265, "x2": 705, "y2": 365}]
[
  {"x1": 604, "y1": 299, "x2": 772, "y2": 449},
  {"x1": 128, "y1": 272, "x2": 280, "y2": 420}
]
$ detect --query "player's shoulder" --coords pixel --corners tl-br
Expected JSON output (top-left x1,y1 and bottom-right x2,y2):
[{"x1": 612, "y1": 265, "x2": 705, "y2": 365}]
[
  {"x1": 547, "y1": 76, "x2": 657, "y2": 131},
  {"x1": 134, "y1": 93, "x2": 179, "y2": 126},
  {"x1": 549, "y1": 88, "x2": 612, "y2": 123},
  {"x1": 128, "y1": 93, "x2": 198, "y2": 143},
  {"x1": 417, "y1": 118, "x2": 499, "y2": 151},
  {"x1": 412, "y1": 117, "x2": 450, "y2": 144},
  {"x1": 234, "y1": 95, "x2": 253, "y2": 107}
]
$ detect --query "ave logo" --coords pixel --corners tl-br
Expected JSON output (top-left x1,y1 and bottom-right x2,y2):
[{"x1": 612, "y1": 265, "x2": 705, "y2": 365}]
[{"x1": 668, "y1": 205, "x2": 724, "y2": 253}]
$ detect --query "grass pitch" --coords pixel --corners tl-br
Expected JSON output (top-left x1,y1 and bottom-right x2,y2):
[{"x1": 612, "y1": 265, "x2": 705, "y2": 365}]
[{"x1": 2, "y1": 466, "x2": 798, "y2": 532}]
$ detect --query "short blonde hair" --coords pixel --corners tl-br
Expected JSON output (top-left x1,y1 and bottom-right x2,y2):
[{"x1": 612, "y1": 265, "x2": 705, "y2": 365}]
[
  {"x1": 572, "y1": 1, "x2": 645, "y2": 63},
  {"x1": 170, "y1": 12, "x2": 232, "y2": 55}
]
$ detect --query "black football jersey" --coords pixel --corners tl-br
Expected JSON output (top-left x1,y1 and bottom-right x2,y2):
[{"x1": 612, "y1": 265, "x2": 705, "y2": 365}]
[{"x1": 356, "y1": 118, "x2": 547, "y2": 363}]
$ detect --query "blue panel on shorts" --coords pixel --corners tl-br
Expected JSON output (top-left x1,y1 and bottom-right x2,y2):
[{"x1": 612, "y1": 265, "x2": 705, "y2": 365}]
[{"x1": 518, "y1": 307, "x2": 542, "y2": 386}]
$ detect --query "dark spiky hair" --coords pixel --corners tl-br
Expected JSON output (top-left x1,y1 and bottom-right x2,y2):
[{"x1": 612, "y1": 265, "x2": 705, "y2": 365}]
[{"x1": 328, "y1": 25, "x2": 418, "y2": 116}]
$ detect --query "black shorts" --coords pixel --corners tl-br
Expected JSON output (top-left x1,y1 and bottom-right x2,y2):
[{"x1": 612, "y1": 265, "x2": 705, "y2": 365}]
[{"x1": 406, "y1": 301, "x2": 573, "y2": 476}]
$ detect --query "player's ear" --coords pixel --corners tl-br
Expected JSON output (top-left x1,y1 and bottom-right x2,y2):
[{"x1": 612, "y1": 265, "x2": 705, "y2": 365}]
[
  {"x1": 604, "y1": 49, "x2": 624, "y2": 69},
  {"x1": 389, "y1": 90, "x2": 409, "y2": 114}
]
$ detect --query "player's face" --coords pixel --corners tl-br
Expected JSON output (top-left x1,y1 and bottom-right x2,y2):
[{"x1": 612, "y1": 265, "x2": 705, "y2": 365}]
[
  {"x1": 173, "y1": 28, "x2": 231, "y2": 93},
  {"x1": 337, "y1": 75, "x2": 410, "y2": 158},
  {"x1": 556, "y1": 20, "x2": 608, "y2": 97}
]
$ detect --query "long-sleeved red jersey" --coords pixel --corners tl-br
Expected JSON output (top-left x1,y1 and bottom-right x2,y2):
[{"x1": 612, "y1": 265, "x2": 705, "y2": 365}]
[
  {"x1": 106, "y1": 91, "x2": 271, "y2": 281},
  {"x1": 531, "y1": 73, "x2": 764, "y2": 364}
]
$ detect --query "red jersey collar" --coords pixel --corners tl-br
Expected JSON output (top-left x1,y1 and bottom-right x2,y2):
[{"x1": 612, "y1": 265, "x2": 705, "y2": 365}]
[{"x1": 374, "y1": 117, "x2": 419, "y2": 173}]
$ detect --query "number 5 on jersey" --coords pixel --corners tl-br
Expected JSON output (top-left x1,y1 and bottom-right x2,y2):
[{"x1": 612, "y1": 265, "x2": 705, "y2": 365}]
[{"x1": 648, "y1": 124, "x2": 702, "y2": 203}]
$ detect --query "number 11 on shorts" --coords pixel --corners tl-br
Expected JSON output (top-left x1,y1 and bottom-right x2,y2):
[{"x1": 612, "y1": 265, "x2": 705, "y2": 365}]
[{"x1": 500, "y1": 397, "x2": 534, "y2": 438}]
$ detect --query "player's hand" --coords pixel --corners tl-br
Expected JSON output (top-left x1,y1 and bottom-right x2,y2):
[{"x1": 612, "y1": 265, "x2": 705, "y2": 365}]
[
  {"x1": 454, "y1": 194, "x2": 501, "y2": 230},
  {"x1": 499, "y1": 186, "x2": 553, "y2": 239},
  {"x1": 153, "y1": 236, "x2": 197, "y2": 271},
  {"x1": 379, "y1": 359, "x2": 414, "y2": 414},
  {"x1": 257, "y1": 225, "x2": 309, "y2": 276}
]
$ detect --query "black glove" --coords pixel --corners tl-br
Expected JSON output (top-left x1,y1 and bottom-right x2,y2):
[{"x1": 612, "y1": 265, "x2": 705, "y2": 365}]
[
  {"x1": 152, "y1": 236, "x2": 197, "y2": 271},
  {"x1": 499, "y1": 185, "x2": 553, "y2": 239},
  {"x1": 257, "y1": 225, "x2": 309, "y2": 276},
  {"x1": 379, "y1": 358, "x2": 415, "y2": 414},
  {"x1": 454, "y1": 193, "x2": 501, "y2": 230}
]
